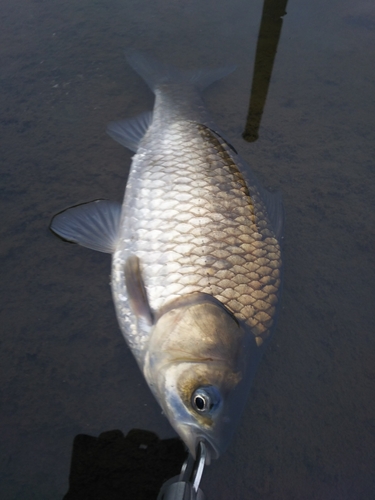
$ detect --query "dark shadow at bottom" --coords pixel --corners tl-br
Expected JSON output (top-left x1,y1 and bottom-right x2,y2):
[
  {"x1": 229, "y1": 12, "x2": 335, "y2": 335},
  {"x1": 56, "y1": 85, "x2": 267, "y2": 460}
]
[{"x1": 63, "y1": 429, "x2": 188, "y2": 500}]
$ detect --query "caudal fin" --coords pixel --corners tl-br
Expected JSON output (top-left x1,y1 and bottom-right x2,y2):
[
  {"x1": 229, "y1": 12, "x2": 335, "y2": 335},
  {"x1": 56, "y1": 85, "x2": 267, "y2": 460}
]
[{"x1": 125, "y1": 49, "x2": 236, "y2": 93}]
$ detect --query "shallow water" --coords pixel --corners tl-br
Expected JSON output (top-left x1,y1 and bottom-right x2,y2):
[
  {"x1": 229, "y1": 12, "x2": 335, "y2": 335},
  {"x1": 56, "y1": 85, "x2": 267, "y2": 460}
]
[{"x1": 1, "y1": 0, "x2": 375, "y2": 498}]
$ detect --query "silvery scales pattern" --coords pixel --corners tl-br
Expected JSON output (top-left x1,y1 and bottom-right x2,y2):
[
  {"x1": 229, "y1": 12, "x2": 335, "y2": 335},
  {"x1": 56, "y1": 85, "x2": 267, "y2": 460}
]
[{"x1": 51, "y1": 51, "x2": 283, "y2": 462}]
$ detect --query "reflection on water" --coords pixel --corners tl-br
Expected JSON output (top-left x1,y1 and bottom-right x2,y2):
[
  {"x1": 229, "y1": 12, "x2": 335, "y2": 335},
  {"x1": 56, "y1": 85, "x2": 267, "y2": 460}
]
[
  {"x1": 243, "y1": 0, "x2": 288, "y2": 142},
  {"x1": 1, "y1": 0, "x2": 375, "y2": 498}
]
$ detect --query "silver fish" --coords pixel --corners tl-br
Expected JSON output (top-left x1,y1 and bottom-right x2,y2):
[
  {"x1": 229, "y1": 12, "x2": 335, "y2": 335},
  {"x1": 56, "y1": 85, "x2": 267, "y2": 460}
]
[{"x1": 50, "y1": 51, "x2": 283, "y2": 464}]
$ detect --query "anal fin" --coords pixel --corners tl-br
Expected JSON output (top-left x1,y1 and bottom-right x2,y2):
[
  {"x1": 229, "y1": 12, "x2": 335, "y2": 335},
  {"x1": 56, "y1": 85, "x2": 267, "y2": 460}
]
[{"x1": 107, "y1": 111, "x2": 153, "y2": 152}]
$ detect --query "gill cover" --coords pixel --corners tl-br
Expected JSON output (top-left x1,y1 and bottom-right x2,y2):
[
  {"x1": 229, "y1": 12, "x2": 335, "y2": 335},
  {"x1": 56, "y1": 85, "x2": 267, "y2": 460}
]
[
  {"x1": 123, "y1": 257, "x2": 259, "y2": 462},
  {"x1": 144, "y1": 293, "x2": 257, "y2": 462}
]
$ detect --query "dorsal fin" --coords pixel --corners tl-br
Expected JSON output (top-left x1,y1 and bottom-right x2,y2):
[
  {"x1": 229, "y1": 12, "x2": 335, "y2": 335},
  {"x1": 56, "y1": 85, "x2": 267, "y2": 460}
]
[{"x1": 201, "y1": 126, "x2": 284, "y2": 242}]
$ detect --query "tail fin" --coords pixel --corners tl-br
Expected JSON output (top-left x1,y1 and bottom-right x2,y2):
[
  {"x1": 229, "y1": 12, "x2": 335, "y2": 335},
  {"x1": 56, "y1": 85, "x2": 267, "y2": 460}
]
[{"x1": 125, "y1": 49, "x2": 236, "y2": 93}]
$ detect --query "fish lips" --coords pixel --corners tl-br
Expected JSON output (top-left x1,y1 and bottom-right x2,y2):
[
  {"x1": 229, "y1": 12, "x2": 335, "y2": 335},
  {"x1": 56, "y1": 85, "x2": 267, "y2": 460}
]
[{"x1": 173, "y1": 421, "x2": 221, "y2": 465}]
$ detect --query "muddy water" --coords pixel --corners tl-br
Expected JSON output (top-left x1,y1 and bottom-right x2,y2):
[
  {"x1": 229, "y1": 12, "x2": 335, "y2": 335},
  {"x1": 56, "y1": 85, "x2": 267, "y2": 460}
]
[{"x1": 1, "y1": 0, "x2": 375, "y2": 498}]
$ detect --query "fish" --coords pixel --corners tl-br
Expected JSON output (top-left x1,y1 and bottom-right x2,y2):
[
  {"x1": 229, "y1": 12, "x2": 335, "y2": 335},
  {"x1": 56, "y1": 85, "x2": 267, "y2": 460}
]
[{"x1": 50, "y1": 50, "x2": 283, "y2": 464}]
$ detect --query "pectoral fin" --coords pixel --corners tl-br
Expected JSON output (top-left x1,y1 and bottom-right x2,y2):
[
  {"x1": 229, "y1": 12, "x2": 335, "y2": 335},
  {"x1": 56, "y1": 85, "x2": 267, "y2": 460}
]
[
  {"x1": 50, "y1": 199, "x2": 121, "y2": 253},
  {"x1": 124, "y1": 255, "x2": 154, "y2": 325}
]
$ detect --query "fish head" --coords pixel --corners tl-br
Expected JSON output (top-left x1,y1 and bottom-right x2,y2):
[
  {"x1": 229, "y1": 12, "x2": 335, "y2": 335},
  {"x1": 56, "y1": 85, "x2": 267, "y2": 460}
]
[{"x1": 144, "y1": 294, "x2": 258, "y2": 463}]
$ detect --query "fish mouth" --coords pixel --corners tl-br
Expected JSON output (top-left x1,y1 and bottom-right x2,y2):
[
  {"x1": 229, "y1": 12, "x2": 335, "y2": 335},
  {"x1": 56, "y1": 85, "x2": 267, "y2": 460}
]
[
  {"x1": 198, "y1": 438, "x2": 219, "y2": 465},
  {"x1": 183, "y1": 429, "x2": 221, "y2": 464}
]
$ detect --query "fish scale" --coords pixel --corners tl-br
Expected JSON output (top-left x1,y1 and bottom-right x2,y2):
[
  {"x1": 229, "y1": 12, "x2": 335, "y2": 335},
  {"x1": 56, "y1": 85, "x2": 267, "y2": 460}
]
[
  {"x1": 50, "y1": 51, "x2": 284, "y2": 461},
  {"x1": 112, "y1": 113, "x2": 282, "y2": 360}
]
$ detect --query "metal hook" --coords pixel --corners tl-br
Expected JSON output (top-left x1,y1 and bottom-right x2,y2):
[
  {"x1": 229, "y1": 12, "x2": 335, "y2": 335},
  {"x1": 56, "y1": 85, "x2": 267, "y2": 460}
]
[{"x1": 157, "y1": 441, "x2": 207, "y2": 499}]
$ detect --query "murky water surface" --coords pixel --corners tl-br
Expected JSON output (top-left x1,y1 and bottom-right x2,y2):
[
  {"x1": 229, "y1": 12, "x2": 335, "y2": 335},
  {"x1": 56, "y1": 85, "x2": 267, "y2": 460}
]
[{"x1": 1, "y1": 0, "x2": 375, "y2": 498}]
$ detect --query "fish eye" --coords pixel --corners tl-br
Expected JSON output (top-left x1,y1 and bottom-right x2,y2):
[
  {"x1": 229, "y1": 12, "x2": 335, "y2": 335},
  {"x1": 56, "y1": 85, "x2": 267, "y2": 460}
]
[{"x1": 191, "y1": 386, "x2": 221, "y2": 415}]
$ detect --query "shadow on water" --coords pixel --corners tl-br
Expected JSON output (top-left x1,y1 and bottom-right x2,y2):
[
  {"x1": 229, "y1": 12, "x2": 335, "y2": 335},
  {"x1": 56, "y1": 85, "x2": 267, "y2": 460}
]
[
  {"x1": 243, "y1": 0, "x2": 288, "y2": 142},
  {"x1": 63, "y1": 429, "x2": 186, "y2": 499}
]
